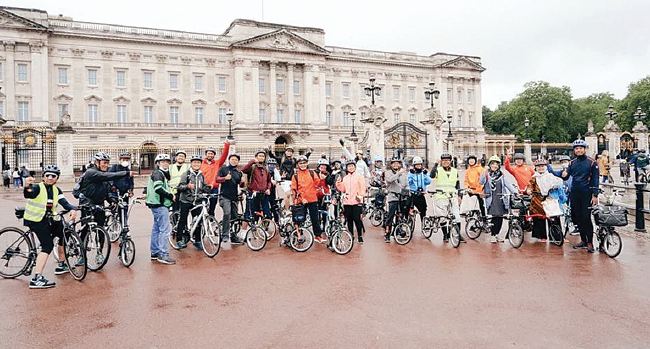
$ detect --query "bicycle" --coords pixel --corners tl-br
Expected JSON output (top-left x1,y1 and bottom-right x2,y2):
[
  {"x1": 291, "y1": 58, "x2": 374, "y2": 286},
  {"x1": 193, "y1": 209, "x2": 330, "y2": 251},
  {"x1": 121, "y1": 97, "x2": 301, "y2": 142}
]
[
  {"x1": 501, "y1": 193, "x2": 531, "y2": 249},
  {"x1": 364, "y1": 187, "x2": 386, "y2": 227},
  {"x1": 169, "y1": 193, "x2": 222, "y2": 257},
  {"x1": 422, "y1": 190, "x2": 462, "y2": 248},
  {"x1": 524, "y1": 213, "x2": 564, "y2": 247},
  {"x1": 279, "y1": 203, "x2": 315, "y2": 252},
  {"x1": 322, "y1": 192, "x2": 354, "y2": 255},
  {"x1": 77, "y1": 195, "x2": 112, "y2": 272},
  {"x1": 105, "y1": 191, "x2": 140, "y2": 243},
  {"x1": 590, "y1": 188, "x2": 625, "y2": 258},
  {"x1": 386, "y1": 193, "x2": 414, "y2": 245},
  {"x1": 114, "y1": 195, "x2": 142, "y2": 267},
  {"x1": 0, "y1": 208, "x2": 87, "y2": 281}
]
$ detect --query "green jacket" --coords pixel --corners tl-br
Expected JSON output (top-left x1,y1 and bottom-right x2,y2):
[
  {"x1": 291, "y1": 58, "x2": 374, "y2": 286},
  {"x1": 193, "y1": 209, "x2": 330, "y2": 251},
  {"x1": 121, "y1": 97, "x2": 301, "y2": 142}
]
[{"x1": 146, "y1": 169, "x2": 173, "y2": 208}]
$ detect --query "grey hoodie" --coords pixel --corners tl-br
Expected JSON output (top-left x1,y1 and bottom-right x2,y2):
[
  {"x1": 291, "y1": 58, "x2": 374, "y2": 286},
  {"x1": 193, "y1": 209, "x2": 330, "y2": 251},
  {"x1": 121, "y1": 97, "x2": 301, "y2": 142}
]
[
  {"x1": 176, "y1": 169, "x2": 211, "y2": 204},
  {"x1": 384, "y1": 169, "x2": 408, "y2": 203}
]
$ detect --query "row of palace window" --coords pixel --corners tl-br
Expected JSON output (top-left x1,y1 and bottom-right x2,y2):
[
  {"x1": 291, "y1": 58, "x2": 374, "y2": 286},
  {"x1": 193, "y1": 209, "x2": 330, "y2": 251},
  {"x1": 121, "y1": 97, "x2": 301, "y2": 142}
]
[{"x1": 319, "y1": 81, "x2": 475, "y2": 105}]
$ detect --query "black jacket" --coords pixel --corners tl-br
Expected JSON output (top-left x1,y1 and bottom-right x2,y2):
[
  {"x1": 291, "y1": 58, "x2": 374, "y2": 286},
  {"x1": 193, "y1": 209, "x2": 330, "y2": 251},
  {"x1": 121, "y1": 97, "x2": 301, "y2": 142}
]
[
  {"x1": 80, "y1": 165, "x2": 129, "y2": 205},
  {"x1": 216, "y1": 165, "x2": 243, "y2": 201},
  {"x1": 177, "y1": 170, "x2": 211, "y2": 204},
  {"x1": 109, "y1": 164, "x2": 134, "y2": 194}
]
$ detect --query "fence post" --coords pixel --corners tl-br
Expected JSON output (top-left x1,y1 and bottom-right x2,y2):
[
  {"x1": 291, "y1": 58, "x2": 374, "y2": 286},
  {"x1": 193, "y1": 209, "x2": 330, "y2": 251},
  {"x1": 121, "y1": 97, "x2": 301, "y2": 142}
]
[{"x1": 634, "y1": 183, "x2": 646, "y2": 233}]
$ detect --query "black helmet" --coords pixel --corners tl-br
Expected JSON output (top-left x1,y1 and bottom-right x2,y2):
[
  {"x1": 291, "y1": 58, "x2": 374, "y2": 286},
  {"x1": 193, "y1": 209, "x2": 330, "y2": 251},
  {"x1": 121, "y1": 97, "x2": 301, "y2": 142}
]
[
  {"x1": 190, "y1": 154, "x2": 203, "y2": 162},
  {"x1": 467, "y1": 155, "x2": 477, "y2": 161},
  {"x1": 205, "y1": 147, "x2": 217, "y2": 155},
  {"x1": 229, "y1": 153, "x2": 241, "y2": 161},
  {"x1": 43, "y1": 165, "x2": 60, "y2": 176},
  {"x1": 94, "y1": 152, "x2": 110, "y2": 161},
  {"x1": 119, "y1": 152, "x2": 132, "y2": 159}
]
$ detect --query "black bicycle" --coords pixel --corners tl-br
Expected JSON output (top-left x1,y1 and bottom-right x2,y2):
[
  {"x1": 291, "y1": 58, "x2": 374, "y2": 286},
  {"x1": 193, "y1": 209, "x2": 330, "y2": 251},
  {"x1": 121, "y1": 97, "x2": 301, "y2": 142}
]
[{"x1": 0, "y1": 208, "x2": 87, "y2": 281}]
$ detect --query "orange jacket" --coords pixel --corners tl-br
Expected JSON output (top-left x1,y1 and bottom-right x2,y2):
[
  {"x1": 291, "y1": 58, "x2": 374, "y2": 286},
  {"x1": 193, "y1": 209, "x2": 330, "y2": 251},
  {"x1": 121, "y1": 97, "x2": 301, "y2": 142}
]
[
  {"x1": 504, "y1": 156, "x2": 534, "y2": 191},
  {"x1": 464, "y1": 164, "x2": 484, "y2": 192},
  {"x1": 291, "y1": 169, "x2": 320, "y2": 204},
  {"x1": 200, "y1": 142, "x2": 231, "y2": 188}
]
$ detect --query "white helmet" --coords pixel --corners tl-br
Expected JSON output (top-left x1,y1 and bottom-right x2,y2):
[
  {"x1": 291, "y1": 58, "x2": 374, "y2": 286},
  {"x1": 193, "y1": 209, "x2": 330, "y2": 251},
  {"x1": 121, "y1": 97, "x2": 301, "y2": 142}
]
[
  {"x1": 373, "y1": 155, "x2": 384, "y2": 163},
  {"x1": 317, "y1": 158, "x2": 330, "y2": 166},
  {"x1": 412, "y1": 156, "x2": 423, "y2": 165},
  {"x1": 155, "y1": 154, "x2": 171, "y2": 163}
]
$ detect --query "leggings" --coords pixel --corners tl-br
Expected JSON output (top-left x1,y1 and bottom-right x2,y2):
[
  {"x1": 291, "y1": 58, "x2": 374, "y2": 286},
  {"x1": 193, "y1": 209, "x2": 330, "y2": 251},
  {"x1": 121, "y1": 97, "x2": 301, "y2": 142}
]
[
  {"x1": 412, "y1": 194, "x2": 427, "y2": 223},
  {"x1": 343, "y1": 204, "x2": 364, "y2": 238},
  {"x1": 28, "y1": 219, "x2": 64, "y2": 254}
]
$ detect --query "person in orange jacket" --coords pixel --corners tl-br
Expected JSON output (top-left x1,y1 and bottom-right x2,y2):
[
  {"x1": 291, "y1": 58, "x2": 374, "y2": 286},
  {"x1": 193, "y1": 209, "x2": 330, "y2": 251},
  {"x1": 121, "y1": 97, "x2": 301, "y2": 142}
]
[
  {"x1": 291, "y1": 155, "x2": 325, "y2": 243},
  {"x1": 463, "y1": 155, "x2": 485, "y2": 216},
  {"x1": 200, "y1": 139, "x2": 232, "y2": 216},
  {"x1": 504, "y1": 148, "x2": 534, "y2": 192}
]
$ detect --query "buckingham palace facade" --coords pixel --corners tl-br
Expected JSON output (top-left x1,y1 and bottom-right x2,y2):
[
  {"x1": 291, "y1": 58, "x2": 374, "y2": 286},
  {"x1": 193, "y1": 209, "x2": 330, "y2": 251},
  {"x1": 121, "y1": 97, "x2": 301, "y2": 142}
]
[{"x1": 0, "y1": 6, "x2": 501, "y2": 171}]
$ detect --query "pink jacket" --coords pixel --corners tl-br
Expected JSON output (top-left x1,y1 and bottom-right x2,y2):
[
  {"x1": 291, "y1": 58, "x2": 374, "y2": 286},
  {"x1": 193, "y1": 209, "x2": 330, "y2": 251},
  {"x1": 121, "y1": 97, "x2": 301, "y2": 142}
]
[{"x1": 336, "y1": 173, "x2": 367, "y2": 206}]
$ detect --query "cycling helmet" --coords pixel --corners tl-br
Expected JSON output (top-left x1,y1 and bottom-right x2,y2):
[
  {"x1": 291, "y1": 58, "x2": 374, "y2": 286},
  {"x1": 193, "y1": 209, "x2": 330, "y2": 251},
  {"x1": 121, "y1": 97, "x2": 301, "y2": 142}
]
[
  {"x1": 229, "y1": 153, "x2": 241, "y2": 161},
  {"x1": 175, "y1": 150, "x2": 187, "y2": 157},
  {"x1": 412, "y1": 156, "x2": 424, "y2": 165},
  {"x1": 317, "y1": 158, "x2": 330, "y2": 166},
  {"x1": 119, "y1": 152, "x2": 132, "y2": 159},
  {"x1": 94, "y1": 152, "x2": 110, "y2": 161},
  {"x1": 488, "y1": 155, "x2": 501, "y2": 165},
  {"x1": 190, "y1": 154, "x2": 203, "y2": 162},
  {"x1": 155, "y1": 154, "x2": 171, "y2": 163},
  {"x1": 513, "y1": 153, "x2": 526, "y2": 160},
  {"x1": 440, "y1": 153, "x2": 452, "y2": 160},
  {"x1": 43, "y1": 165, "x2": 61, "y2": 176},
  {"x1": 534, "y1": 158, "x2": 548, "y2": 166},
  {"x1": 255, "y1": 149, "x2": 266, "y2": 157},
  {"x1": 373, "y1": 155, "x2": 384, "y2": 163},
  {"x1": 267, "y1": 158, "x2": 277, "y2": 165},
  {"x1": 205, "y1": 147, "x2": 217, "y2": 155},
  {"x1": 467, "y1": 155, "x2": 477, "y2": 161},
  {"x1": 345, "y1": 160, "x2": 357, "y2": 167},
  {"x1": 390, "y1": 157, "x2": 402, "y2": 164},
  {"x1": 296, "y1": 155, "x2": 308, "y2": 163},
  {"x1": 572, "y1": 139, "x2": 588, "y2": 149},
  {"x1": 285, "y1": 146, "x2": 294, "y2": 152}
]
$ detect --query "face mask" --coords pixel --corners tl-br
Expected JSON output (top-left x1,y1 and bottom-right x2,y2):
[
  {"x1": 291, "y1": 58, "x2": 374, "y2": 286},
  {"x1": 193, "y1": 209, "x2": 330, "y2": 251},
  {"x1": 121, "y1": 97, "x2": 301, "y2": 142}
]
[
  {"x1": 121, "y1": 161, "x2": 130, "y2": 168},
  {"x1": 160, "y1": 167, "x2": 169, "y2": 172}
]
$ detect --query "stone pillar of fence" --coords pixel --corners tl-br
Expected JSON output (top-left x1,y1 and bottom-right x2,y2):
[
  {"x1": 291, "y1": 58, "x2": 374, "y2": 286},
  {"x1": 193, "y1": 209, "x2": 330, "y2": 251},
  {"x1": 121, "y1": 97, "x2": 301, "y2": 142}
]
[
  {"x1": 632, "y1": 121, "x2": 648, "y2": 152},
  {"x1": 524, "y1": 139, "x2": 532, "y2": 163},
  {"x1": 54, "y1": 119, "x2": 76, "y2": 182}
]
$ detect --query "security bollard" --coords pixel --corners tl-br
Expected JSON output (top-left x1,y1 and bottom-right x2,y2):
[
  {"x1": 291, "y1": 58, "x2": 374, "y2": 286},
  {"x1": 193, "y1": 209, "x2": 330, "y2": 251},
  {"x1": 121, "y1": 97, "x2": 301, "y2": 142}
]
[{"x1": 634, "y1": 183, "x2": 646, "y2": 233}]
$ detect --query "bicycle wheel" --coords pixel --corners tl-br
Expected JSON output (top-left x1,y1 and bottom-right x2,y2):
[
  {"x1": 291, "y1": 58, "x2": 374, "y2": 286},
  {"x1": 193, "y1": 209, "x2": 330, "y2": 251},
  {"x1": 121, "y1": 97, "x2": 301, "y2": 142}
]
[
  {"x1": 407, "y1": 215, "x2": 415, "y2": 233},
  {"x1": 289, "y1": 227, "x2": 314, "y2": 252},
  {"x1": 119, "y1": 238, "x2": 136, "y2": 267},
  {"x1": 230, "y1": 219, "x2": 242, "y2": 236},
  {"x1": 449, "y1": 223, "x2": 461, "y2": 248},
  {"x1": 563, "y1": 216, "x2": 574, "y2": 238},
  {"x1": 508, "y1": 221, "x2": 524, "y2": 249},
  {"x1": 393, "y1": 223, "x2": 412, "y2": 245},
  {"x1": 245, "y1": 226, "x2": 267, "y2": 251},
  {"x1": 84, "y1": 226, "x2": 111, "y2": 271},
  {"x1": 261, "y1": 218, "x2": 277, "y2": 241},
  {"x1": 370, "y1": 210, "x2": 384, "y2": 227},
  {"x1": 421, "y1": 217, "x2": 434, "y2": 239},
  {"x1": 331, "y1": 228, "x2": 354, "y2": 255},
  {"x1": 106, "y1": 215, "x2": 121, "y2": 243},
  {"x1": 64, "y1": 231, "x2": 87, "y2": 281},
  {"x1": 603, "y1": 230, "x2": 622, "y2": 258},
  {"x1": 201, "y1": 216, "x2": 221, "y2": 258},
  {"x1": 168, "y1": 211, "x2": 181, "y2": 250},
  {"x1": 0, "y1": 227, "x2": 32, "y2": 279},
  {"x1": 550, "y1": 223, "x2": 564, "y2": 247},
  {"x1": 465, "y1": 217, "x2": 482, "y2": 240}
]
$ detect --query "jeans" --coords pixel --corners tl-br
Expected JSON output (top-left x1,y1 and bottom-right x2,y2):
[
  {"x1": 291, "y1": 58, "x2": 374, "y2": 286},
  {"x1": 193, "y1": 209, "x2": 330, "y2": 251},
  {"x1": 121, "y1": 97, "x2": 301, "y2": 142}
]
[
  {"x1": 150, "y1": 206, "x2": 171, "y2": 257},
  {"x1": 220, "y1": 197, "x2": 239, "y2": 238},
  {"x1": 207, "y1": 188, "x2": 219, "y2": 216}
]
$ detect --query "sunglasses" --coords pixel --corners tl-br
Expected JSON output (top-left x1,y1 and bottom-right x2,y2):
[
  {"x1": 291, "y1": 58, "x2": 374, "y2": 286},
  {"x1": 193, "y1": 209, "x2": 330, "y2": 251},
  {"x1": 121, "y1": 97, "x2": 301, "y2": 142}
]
[{"x1": 44, "y1": 174, "x2": 58, "y2": 179}]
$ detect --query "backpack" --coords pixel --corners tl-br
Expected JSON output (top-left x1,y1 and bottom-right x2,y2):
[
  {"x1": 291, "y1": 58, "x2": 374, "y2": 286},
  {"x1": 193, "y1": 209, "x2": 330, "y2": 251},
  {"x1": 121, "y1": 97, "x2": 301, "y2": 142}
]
[
  {"x1": 637, "y1": 154, "x2": 649, "y2": 168},
  {"x1": 72, "y1": 172, "x2": 86, "y2": 199}
]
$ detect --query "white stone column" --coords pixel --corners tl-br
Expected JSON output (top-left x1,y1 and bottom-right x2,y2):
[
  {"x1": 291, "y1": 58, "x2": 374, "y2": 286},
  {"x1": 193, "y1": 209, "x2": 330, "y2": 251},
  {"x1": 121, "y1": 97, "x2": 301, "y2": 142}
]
[
  {"x1": 250, "y1": 60, "x2": 260, "y2": 124},
  {"x1": 269, "y1": 62, "x2": 277, "y2": 123},
  {"x1": 30, "y1": 42, "x2": 48, "y2": 121},
  {"x1": 318, "y1": 66, "x2": 327, "y2": 126},
  {"x1": 3, "y1": 42, "x2": 16, "y2": 120},
  {"x1": 474, "y1": 78, "x2": 483, "y2": 128},
  {"x1": 303, "y1": 64, "x2": 314, "y2": 123},
  {"x1": 585, "y1": 135, "x2": 598, "y2": 158},
  {"x1": 524, "y1": 140, "x2": 532, "y2": 163},
  {"x1": 232, "y1": 58, "x2": 245, "y2": 123},
  {"x1": 55, "y1": 126, "x2": 76, "y2": 181},
  {"x1": 287, "y1": 63, "x2": 295, "y2": 124}
]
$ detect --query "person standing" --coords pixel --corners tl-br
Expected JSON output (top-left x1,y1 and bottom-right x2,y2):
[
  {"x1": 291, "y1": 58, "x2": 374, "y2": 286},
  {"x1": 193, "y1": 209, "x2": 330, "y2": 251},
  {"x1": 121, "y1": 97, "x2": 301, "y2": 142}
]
[
  {"x1": 430, "y1": 154, "x2": 464, "y2": 243},
  {"x1": 504, "y1": 149, "x2": 534, "y2": 192},
  {"x1": 291, "y1": 156, "x2": 325, "y2": 243},
  {"x1": 335, "y1": 160, "x2": 367, "y2": 244},
  {"x1": 480, "y1": 156, "x2": 519, "y2": 243},
  {"x1": 145, "y1": 154, "x2": 176, "y2": 264},
  {"x1": 200, "y1": 140, "x2": 233, "y2": 216},
  {"x1": 562, "y1": 139, "x2": 599, "y2": 253},
  {"x1": 216, "y1": 154, "x2": 244, "y2": 244},
  {"x1": 169, "y1": 150, "x2": 190, "y2": 212},
  {"x1": 383, "y1": 158, "x2": 409, "y2": 242},
  {"x1": 408, "y1": 156, "x2": 431, "y2": 226},
  {"x1": 526, "y1": 159, "x2": 563, "y2": 242},
  {"x1": 175, "y1": 155, "x2": 211, "y2": 250},
  {"x1": 463, "y1": 155, "x2": 486, "y2": 216},
  {"x1": 597, "y1": 150, "x2": 610, "y2": 183}
]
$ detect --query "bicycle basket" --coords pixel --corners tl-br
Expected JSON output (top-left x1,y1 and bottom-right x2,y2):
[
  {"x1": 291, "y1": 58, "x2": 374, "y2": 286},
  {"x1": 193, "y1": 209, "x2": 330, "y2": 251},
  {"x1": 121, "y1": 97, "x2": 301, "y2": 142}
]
[
  {"x1": 594, "y1": 206, "x2": 628, "y2": 227},
  {"x1": 290, "y1": 204, "x2": 307, "y2": 223},
  {"x1": 14, "y1": 207, "x2": 25, "y2": 219}
]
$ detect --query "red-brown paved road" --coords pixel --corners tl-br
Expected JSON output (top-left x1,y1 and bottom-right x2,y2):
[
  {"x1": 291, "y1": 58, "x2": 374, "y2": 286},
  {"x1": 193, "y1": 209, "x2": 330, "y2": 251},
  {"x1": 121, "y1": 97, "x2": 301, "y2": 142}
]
[{"x1": 0, "y1": 192, "x2": 649, "y2": 348}]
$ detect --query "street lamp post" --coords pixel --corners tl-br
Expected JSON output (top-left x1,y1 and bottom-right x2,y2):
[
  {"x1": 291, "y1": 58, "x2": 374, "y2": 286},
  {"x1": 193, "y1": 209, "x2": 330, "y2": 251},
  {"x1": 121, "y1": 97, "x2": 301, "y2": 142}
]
[
  {"x1": 524, "y1": 116, "x2": 530, "y2": 140},
  {"x1": 634, "y1": 106, "x2": 647, "y2": 123},
  {"x1": 350, "y1": 111, "x2": 357, "y2": 138},
  {"x1": 446, "y1": 113, "x2": 453, "y2": 152},
  {"x1": 364, "y1": 78, "x2": 381, "y2": 106},
  {"x1": 226, "y1": 110, "x2": 234, "y2": 139},
  {"x1": 424, "y1": 82, "x2": 440, "y2": 108},
  {"x1": 605, "y1": 104, "x2": 618, "y2": 120}
]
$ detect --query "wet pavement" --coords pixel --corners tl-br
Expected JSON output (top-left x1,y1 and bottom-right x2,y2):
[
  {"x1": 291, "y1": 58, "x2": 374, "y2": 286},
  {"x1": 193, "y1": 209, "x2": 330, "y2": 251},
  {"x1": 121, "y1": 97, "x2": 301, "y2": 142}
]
[{"x1": 0, "y1": 191, "x2": 649, "y2": 348}]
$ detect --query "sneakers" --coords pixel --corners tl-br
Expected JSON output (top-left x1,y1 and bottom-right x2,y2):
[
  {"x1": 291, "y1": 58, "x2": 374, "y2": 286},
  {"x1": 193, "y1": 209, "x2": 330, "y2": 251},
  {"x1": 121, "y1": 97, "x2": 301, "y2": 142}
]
[
  {"x1": 384, "y1": 234, "x2": 391, "y2": 243},
  {"x1": 29, "y1": 274, "x2": 56, "y2": 289},
  {"x1": 570, "y1": 230, "x2": 580, "y2": 236},
  {"x1": 150, "y1": 253, "x2": 159, "y2": 261},
  {"x1": 54, "y1": 262, "x2": 69, "y2": 275},
  {"x1": 314, "y1": 236, "x2": 326, "y2": 244},
  {"x1": 587, "y1": 243, "x2": 595, "y2": 253},
  {"x1": 573, "y1": 241, "x2": 588, "y2": 249},
  {"x1": 358, "y1": 236, "x2": 364, "y2": 245},
  {"x1": 193, "y1": 241, "x2": 203, "y2": 250},
  {"x1": 157, "y1": 254, "x2": 176, "y2": 265},
  {"x1": 230, "y1": 235, "x2": 243, "y2": 245},
  {"x1": 490, "y1": 235, "x2": 498, "y2": 243},
  {"x1": 177, "y1": 239, "x2": 188, "y2": 249}
]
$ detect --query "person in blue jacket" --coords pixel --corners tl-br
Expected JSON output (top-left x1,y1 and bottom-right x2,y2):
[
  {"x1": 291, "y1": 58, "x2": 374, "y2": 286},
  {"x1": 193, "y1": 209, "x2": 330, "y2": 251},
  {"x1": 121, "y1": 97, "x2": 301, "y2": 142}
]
[
  {"x1": 561, "y1": 139, "x2": 599, "y2": 253},
  {"x1": 408, "y1": 156, "x2": 431, "y2": 226}
]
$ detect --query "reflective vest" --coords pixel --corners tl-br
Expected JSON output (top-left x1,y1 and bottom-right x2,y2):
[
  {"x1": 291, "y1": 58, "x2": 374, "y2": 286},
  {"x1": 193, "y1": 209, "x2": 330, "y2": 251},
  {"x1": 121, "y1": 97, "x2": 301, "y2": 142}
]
[
  {"x1": 434, "y1": 167, "x2": 458, "y2": 199},
  {"x1": 24, "y1": 183, "x2": 59, "y2": 223},
  {"x1": 169, "y1": 163, "x2": 190, "y2": 194}
]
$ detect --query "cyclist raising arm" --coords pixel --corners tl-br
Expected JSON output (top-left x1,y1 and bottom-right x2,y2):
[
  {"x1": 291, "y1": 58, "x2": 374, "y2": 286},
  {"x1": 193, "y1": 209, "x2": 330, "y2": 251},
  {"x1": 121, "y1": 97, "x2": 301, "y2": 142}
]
[{"x1": 23, "y1": 165, "x2": 77, "y2": 289}]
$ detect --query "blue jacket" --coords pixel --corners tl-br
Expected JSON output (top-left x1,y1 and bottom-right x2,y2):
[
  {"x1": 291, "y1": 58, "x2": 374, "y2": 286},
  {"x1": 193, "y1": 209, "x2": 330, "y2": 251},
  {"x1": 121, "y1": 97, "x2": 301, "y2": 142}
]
[
  {"x1": 408, "y1": 170, "x2": 432, "y2": 193},
  {"x1": 561, "y1": 155, "x2": 599, "y2": 196},
  {"x1": 547, "y1": 164, "x2": 573, "y2": 192}
]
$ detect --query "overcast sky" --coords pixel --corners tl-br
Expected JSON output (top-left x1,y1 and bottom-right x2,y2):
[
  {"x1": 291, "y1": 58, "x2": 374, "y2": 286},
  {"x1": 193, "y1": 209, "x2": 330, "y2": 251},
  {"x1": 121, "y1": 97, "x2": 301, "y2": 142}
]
[{"x1": 3, "y1": 0, "x2": 649, "y2": 108}]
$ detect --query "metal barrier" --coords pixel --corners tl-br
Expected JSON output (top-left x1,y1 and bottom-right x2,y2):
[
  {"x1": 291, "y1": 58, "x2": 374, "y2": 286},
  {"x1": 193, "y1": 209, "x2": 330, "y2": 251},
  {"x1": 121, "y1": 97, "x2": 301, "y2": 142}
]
[{"x1": 601, "y1": 182, "x2": 649, "y2": 233}]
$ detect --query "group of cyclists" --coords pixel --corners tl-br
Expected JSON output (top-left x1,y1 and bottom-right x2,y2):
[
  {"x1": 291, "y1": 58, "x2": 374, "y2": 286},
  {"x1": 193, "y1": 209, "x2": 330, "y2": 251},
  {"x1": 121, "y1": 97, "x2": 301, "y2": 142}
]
[{"x1": 17, "y1": 136, "x2": 608, "y2": 289}]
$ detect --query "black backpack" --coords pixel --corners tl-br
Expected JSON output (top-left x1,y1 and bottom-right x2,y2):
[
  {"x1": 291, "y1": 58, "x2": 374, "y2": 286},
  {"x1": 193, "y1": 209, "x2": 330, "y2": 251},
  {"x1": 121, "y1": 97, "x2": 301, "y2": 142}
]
[{"x1": 72, "y1": 173, "x2": 86, "y2": 199}]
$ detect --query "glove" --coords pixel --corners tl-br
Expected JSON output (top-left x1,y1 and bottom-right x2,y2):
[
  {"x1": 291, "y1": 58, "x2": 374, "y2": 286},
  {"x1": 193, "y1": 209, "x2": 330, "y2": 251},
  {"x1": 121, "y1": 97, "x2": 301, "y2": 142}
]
[{"x1": 423, "y1": 169, "x2": 428, "y2": 175}]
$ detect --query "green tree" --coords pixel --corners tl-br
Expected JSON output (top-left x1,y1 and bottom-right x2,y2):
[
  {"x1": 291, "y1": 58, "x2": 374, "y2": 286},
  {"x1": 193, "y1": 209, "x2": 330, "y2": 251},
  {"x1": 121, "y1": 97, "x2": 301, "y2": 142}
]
[
  {"x1": 617, "y1": 76, "x2": 650, "y2": 130},
  {"x1": 573, "y1": 92, "x2": 617, "y2": 135}
]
